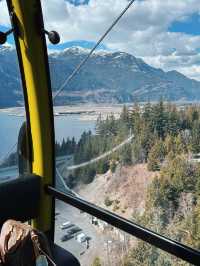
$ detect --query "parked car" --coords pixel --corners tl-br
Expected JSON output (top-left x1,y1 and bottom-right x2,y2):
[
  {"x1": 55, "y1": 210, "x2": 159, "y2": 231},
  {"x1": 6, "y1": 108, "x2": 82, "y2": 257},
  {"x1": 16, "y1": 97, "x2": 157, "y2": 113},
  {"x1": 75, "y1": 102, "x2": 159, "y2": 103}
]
[
  {"x1": 64, "y1": 223, "x2": 74, "y2": 229},
  {"x1": 61, "y1": 234, "x2": 74, "y2": 242},
  {"x1": 67, "y1": 226, "x2": 81, "y2": 235},
  {"x1": 60, "y1": 221, "x2": 71, "y2": 229},
  {"x1": 76, "y1": 233, "x2": 86, "y2": 243}
]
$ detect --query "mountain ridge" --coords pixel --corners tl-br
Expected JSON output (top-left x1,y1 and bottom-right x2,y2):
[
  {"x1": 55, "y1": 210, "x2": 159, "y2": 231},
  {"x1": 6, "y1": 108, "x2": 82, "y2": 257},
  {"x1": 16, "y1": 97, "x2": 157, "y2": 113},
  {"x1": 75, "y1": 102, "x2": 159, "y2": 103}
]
[{"x1": 0, "y1": 45, "x2": 200, "y2": 107}]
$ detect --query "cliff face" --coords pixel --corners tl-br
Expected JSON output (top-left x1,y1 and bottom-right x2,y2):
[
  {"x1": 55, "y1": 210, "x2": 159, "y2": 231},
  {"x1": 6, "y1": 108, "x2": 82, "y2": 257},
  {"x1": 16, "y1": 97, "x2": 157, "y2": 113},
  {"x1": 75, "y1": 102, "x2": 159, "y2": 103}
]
[{"x1": 78, "y1": 163, "x2": 157, "y2": 219}]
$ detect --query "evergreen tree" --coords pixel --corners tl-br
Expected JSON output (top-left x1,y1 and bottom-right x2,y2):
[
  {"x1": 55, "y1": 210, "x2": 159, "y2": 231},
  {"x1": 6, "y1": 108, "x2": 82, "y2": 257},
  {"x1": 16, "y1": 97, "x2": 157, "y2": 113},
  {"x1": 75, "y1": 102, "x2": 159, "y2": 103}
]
[
  {"x1": 148, "y1": 139, "x2": 166, "y2": 171},
  {"x1": 120, "y1": 105, "x2": 130, "y2": 127},
  {"x1": 96, "y1": 114, "x2": 104, "y2": 136},
  {"x1": 92, "y1": 257, "x2": 102, "y2": 266},
  {"x1": 152, "y1": 100, "x2": 167, "y2": 139},
  {"x1": 190, "y1": 120, "x2": 200, "y2": 153}
]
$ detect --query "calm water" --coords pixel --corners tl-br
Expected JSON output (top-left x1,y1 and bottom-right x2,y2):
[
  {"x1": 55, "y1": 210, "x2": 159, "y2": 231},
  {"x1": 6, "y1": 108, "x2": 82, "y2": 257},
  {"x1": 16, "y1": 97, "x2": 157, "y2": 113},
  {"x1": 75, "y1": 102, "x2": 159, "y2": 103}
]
[{"x1": 0, "y1": 112, "x2": 95, "y2": 159}]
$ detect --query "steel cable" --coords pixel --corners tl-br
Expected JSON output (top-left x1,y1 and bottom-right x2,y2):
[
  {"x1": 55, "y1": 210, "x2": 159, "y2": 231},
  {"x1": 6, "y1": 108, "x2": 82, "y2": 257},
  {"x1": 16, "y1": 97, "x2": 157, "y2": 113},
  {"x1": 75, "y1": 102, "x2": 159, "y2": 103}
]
[
  {"x1": 53, "y1": 0, "x2": 136, "y2": 101},
  {"x1": 0, "y1": 0, "x2": 136, "y2": 167}
]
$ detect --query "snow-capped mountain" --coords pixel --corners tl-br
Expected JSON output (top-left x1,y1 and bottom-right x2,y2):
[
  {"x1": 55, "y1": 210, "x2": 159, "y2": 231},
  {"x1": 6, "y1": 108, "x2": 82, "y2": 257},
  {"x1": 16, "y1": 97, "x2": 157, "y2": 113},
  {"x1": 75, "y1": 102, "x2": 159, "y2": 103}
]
[
  {"x1": 1, "y1": 45, "x2": 200, "y2": 107},
  {"x1": 0, "y1": 46, "x2": 23, "y2": 107}
]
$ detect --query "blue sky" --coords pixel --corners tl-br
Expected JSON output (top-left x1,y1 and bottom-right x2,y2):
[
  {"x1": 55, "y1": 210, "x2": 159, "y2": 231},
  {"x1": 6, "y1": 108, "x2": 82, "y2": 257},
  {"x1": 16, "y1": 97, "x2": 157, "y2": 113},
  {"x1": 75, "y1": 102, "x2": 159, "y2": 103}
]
[
  {"x1": 2, "y1": 1, "x2": 200, "y2": 50},
  {"x1": 66, "y1": 0, "x2": 90, "y2": 5},
  {"x1": 48, "y1": 40, "x2": 107, "y2": 50},
  {"x1": 169, "y1": 13, "x2": 200, "y2": 36},
  {"x1": 1, "y1": 0, "x2": 200, "y2": 80},
  {"x1": 0, "y1": 25, "x2": 14, "y2": 45},
  {"x1": 0, "y1": 0, "x2": 91, "y2": 47}
]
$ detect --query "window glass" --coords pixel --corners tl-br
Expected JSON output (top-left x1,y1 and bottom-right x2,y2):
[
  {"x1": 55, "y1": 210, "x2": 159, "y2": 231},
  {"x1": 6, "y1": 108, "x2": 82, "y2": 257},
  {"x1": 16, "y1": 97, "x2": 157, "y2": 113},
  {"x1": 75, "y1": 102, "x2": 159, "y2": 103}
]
[
  {"x1": 55, "y1": 201, "x2": 191, "y2": 266},
  {"x1": 42, "y1": 0, "x2": 200, "y2": 256},
  {"x1": 0, "y1": 2, "x2": 27, "y2": 182}
]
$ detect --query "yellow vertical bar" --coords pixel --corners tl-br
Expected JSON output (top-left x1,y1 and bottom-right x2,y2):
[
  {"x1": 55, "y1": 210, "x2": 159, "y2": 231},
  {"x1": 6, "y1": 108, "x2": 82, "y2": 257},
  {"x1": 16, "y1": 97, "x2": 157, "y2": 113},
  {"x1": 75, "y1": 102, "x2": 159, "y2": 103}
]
[{"x1": 7, "y1": 0, "x2": 55, "y2": 234}]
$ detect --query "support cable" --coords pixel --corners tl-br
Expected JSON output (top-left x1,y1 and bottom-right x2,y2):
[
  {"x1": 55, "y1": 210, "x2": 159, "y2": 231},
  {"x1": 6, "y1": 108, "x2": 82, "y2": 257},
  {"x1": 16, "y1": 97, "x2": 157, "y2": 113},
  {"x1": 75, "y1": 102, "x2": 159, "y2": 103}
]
[
  {"x1": 53, "y1": 0, "x2": 136, "y2": 101},
  {"x1": 0, "y1": 1, "x2": 136, "y2": 168},
  {"x1": 0, "y1": 142, "x2": 17, "y2": 165}
]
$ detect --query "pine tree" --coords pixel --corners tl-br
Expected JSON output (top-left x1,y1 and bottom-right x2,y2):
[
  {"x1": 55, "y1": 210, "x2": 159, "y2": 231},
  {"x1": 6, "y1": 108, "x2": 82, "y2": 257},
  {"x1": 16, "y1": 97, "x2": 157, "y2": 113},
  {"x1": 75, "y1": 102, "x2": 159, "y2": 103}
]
[
  {"x1": 152, "y1": 100, "x2": 167, "y2": 139},
  {"x1": 96, "y1": 114, "x2": 104, "y2": 136},
  {"x1": 190, "y1": 120, "x2": 200, "y2": 153},
  {"x1": 120, "y1": 105, "x2": 130, "y2": 126},
  {"x1": 147, "y1": 139, "x2": 166, "y2": 171},
  {"x1": 92, "y1": 257, "x2": 102, "y2": 266}
]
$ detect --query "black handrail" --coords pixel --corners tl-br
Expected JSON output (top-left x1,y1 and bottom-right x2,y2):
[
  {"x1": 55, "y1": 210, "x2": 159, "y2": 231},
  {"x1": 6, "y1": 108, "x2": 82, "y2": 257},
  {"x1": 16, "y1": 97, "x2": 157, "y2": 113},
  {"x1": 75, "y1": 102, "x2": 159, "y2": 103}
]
[{"x1": 47, "y1": 186, "x2": 200, "y2": 265}]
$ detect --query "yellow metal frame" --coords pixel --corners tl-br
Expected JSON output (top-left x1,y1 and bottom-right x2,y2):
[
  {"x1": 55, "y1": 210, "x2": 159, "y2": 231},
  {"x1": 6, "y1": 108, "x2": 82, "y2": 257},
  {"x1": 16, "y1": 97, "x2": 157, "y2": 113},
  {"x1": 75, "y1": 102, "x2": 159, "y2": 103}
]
[{"x1": 6, "y1": 0, "x2": 55, "y2": 234}]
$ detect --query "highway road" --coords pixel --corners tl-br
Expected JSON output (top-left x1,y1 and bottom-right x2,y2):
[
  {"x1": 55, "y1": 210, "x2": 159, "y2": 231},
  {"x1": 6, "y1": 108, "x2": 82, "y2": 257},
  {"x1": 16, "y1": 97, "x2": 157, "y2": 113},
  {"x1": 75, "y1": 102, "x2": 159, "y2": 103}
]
[{"x1": 0, "y1": 155, "x2": 72, "y2": 182}]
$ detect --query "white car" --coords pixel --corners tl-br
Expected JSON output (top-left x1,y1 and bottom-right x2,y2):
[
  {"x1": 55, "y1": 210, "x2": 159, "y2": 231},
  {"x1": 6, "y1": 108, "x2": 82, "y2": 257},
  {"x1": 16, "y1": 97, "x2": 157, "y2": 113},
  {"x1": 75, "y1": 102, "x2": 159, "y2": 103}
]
[
  {"x1": 76, "y1": 233, "x2": 86, "y2": 243},
  {"x1": 60, "y1": 221, "x2": 70, "y2": 229}
]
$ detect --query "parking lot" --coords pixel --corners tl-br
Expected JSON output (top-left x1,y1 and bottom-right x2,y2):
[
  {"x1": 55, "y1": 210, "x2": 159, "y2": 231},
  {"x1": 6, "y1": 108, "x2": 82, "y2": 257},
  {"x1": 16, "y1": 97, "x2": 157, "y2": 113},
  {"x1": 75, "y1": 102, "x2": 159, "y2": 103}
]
[{"x1": 54, "y1": 200, "x2": 107, "y2": 265}]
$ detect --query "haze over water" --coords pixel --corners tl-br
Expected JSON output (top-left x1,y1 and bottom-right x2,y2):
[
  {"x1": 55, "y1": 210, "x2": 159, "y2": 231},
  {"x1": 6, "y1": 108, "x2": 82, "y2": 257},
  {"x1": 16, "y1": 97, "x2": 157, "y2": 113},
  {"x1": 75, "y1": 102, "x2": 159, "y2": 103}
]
[{"x1": 0, "y1": 112, "x2": 95, "y2": 158}]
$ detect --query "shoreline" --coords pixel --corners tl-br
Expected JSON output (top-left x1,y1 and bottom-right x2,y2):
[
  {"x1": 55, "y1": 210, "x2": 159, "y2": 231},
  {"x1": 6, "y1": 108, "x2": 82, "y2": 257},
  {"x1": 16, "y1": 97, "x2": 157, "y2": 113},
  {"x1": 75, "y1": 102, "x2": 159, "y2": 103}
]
[{"x1": 0, "y1": 104, "x2": 123, "y2": 120}]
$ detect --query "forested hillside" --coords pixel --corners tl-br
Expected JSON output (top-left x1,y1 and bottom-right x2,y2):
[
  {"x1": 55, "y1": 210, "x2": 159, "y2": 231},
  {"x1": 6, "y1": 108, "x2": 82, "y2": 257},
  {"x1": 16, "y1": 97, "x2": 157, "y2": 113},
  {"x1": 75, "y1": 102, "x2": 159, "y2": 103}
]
[
  {"x1": 3, "y1": 101, "x2": 200, "y2": 265},
  {"x1": 56, "y1": 101, "x2": 200, "y2": 265}
]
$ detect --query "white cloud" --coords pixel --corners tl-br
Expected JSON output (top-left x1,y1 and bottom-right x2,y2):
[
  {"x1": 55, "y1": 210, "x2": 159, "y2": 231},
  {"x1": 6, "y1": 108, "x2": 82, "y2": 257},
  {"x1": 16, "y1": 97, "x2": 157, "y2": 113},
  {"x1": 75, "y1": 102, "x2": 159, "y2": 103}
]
[
  {"x1": 1, "y1": 0, "x2": 200, "y2": 79},
  {"x1": 0, "y1": 0, "x2": 10, "y2": 26},
  {"x1": 40, "y1": 0, "x2": 200, "y2": 79}
]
